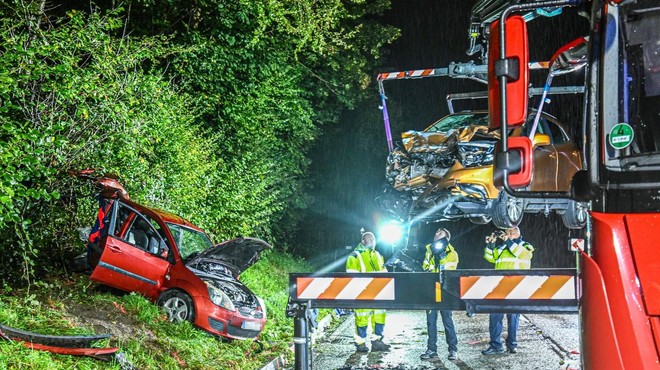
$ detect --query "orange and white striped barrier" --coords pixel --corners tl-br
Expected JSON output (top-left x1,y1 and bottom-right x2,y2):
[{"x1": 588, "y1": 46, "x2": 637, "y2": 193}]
[
  {"x1": 296, "y1": 277, "x2": 395, "y2": 301},
  {"x1": 460, "y1": 275, "x2": 575, "y2": 300}
]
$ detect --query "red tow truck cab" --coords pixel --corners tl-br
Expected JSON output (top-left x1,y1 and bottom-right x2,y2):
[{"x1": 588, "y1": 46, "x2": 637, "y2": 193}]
[{"x1": 491, "y1": 1, "x2": 660, "y2": 368}]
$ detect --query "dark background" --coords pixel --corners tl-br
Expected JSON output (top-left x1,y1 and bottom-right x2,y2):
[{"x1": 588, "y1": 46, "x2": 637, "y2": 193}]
[{"x1": 294, "y1": 0, "x2": 589, "y2": 271}]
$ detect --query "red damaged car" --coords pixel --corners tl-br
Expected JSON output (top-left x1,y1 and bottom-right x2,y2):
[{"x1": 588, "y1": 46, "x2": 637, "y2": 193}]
[{"x1": 74, "y1": 172, "x2": 271, "y2": 340}]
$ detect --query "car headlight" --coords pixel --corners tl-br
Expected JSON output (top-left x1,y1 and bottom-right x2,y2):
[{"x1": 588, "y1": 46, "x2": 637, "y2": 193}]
[
  {"x1": 206, "y1": 283, "x2": 235, "y2": 311},
  {"x1": 457, "y1": 141, "x2": 495, "y2": 167},
  {"x1": 257, "y1": 296, "x2": 267, "y2": 319}
]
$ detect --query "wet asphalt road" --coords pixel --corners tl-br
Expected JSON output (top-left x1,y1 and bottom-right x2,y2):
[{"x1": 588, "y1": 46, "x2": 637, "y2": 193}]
[{"x1": 311, "y1": 310, "x2": 580, "y2": 370}]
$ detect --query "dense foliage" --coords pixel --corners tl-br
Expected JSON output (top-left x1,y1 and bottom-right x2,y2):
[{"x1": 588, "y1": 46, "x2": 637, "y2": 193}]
[{"x1": 0, "y1": 0, "x2": 399, "y2": 285}]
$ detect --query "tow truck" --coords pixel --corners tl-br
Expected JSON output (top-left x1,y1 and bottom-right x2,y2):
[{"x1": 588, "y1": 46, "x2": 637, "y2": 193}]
[
  {"x1": 488, "y1": 0, "x2": 660, "y2": 368},
  {"x1": 287, "y1": 1, "x2": 660, "y2": 369}
]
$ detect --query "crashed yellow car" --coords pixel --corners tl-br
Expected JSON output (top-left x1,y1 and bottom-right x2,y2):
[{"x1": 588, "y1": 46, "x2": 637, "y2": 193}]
[{"x1": 379, "y1": 110, "x2": 587, "y2": 229}]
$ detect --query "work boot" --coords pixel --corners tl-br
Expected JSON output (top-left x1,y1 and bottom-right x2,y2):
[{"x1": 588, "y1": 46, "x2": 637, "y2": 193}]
[
  {"x1": 419, "y1": 349, "x2": 438, "y2": 359},
  {"x1": 447, "y1": 351, "x2": 458, "y2": 360},
  {"x1": 482, "y1": 347, "x2": 505, "y2": 355},
  {"x1": 507, "y1": 347, "x2": 517, "y2": 354},
  {"x1": 355, "y1": 343, "x2": 368, "y2": 352},
  {"x1": 370, "y1": 339, "x2": 391, "y2": 352}
]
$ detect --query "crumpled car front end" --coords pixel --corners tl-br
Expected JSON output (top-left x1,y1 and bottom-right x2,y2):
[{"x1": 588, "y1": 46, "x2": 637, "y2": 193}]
[
  {"x1": 195, "y1": 274, "x2": 267, "y2": 339},
  {"x1": 185, "y1": 237, "x2": 271, "y2": 339},
  {"x1": 382, "y1": 119, "x2": 501, "y2": 221}
]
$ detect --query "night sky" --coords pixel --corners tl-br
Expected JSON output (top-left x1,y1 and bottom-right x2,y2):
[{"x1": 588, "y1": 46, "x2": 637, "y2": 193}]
[{"x1": 294, "y1": 0, "x2": 589, "y2": 271}]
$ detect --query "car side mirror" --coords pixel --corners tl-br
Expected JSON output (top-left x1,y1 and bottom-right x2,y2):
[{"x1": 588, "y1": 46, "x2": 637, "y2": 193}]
[
  {"x1": 488, "y1": 15, "x2": 529, "y2": 129},
  {"x1": 549, "y1": 37, "x2": 588, "y2": 78},
  {"x1": 532, "y1": 133, "x2": 551, "y2": 147}
]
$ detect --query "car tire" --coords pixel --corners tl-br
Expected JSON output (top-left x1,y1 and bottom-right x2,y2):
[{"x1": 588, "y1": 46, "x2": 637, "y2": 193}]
[
  {"x1": 561, "y1": 200, "x2": 588, "y2": 229},
  {"x1": 492, "y1": 192, "x2": 524, "y2": 228},
  {"x1": 469, "y1": 216, "x2": 492, "y2": 225},
  {"x1": 158, "y1": 289, "x2": 196, "y2": 323}
]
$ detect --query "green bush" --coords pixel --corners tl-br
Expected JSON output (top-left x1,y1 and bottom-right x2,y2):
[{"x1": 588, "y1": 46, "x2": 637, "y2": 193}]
[{"x1": 0, "y1": 0, "x2": 399, "y2": 285}]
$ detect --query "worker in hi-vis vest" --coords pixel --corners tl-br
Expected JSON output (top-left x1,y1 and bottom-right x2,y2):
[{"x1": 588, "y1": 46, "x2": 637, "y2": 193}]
[
  {"x1": 482, "y1": 226, "x2": 534, "y2": 355},
  {"x1": 419, "y1": 227, "x2": 459, "y2": 361},
  {"x1": 345, "y1": 231, "x2": 391, "y2": 352}
]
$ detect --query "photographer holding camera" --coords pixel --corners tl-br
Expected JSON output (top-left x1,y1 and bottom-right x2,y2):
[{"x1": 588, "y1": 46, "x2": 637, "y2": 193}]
[{"x1": 482, "y1": 227, "x2": 534, "y2": 356}]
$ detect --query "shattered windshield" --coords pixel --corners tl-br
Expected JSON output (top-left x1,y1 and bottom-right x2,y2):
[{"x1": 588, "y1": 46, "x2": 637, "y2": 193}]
[
  {"x1": 166, "y1": 223, "x2": 213, "y2": 260},
  {"x1": 424, "y1": 112, "x2": 490, "y2": 132}
]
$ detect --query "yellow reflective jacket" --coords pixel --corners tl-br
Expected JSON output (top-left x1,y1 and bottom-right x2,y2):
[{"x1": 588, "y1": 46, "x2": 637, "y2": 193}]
[
  {"x1": 346, "y1": 244, "x2": 387, "y2": 273},
  {"x1": 422, "y1": 243, "x2": 459, "y2": 272},
  {"x1": 484, "y1": 238, "x2": 534, "y2": 270}
]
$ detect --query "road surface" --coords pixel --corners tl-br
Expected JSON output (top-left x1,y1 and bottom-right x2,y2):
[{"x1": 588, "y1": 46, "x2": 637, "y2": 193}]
[{"x1": 311, "y1": 310, "x2": 580, "y2": 370}]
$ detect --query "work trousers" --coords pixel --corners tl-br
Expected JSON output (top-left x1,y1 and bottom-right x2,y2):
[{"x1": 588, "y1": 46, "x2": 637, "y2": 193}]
[
  {"x1": 354, "y1": 308, "x2": 386, "y2": 344},
  {"x1": 426, "y1": 310, "x2": 458, "y2": 353},
  {"x1": 488, "y1": 313, "x2": 519, "y2": 350}
]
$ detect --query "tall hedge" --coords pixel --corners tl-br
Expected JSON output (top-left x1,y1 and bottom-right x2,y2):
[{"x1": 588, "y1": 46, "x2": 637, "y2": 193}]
[{"x1": 0, "y1": 0, "x2": 398, "y2": 285}]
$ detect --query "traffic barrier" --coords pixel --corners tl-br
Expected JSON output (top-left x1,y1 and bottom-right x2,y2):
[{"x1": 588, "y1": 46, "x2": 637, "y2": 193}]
[
  {"x1": 460, "y1": 275, "x2": 575, "y2": 300},
  {"x1": 296, "y1": 277, "x2": 395, "y2": 301}
]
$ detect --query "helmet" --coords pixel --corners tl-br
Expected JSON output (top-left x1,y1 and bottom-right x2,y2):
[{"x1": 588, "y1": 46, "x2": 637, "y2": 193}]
[{"x1": 437, "y1": 228, "x2": 451, "y2": 241}]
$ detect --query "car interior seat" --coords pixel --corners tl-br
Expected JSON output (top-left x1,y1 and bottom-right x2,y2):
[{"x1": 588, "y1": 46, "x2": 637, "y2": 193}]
[
  {"x1": 128, "y1": 228, "x2": 148, "y2": 250},
  {"x1": 148, "y1": 236, "x2": 160, "y2": 254}
]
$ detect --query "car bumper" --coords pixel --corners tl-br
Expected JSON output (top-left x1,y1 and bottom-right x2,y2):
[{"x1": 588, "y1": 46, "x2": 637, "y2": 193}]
[{"x1": 194, "y1": 297, "x2": 265, "y2": 340}]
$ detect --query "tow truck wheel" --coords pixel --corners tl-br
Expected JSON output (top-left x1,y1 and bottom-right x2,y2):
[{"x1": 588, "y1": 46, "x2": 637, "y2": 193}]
[
  {"x1": 492, "y1": 192, "x2": 524, "y2": 228},
  {"x1": 561, "y1": 200, "x2": 588, "y2": 229},
  {"x1": 158, "y1": 289, "x2": 196, "y2": 323}
]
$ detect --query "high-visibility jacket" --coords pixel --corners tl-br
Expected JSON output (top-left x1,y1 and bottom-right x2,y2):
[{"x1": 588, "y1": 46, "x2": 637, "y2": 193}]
[
  {"x1": 422, "y1": 243, "x2": 459, "y2": 272},
  {"x1": 346, "y1": 244, "x2": 387, "y2": 273},
  {"x1": 346, "y1": 243, "x2": 387, "y2": 343},
  {"x1": 484, "y1": 238, "x2": 534, "y2": 270}
]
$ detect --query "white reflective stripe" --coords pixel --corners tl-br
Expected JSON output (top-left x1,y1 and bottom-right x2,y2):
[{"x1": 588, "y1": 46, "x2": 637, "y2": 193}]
[
  {"x1": 335, "y1": 278, "x2": 374, "y2": 300},
  {"x1": 373, "y1": 309, "x2": 386, "y2": 314},
  {"x1": 355, "y1": 311, "x2": 372, "y2": 317},
  {"x1": 444, "y1": 262, "x2": 458, "y2": 270},
  {"x1": 552, "y1": 277, "x2": 576, "y2": 299},
  {"x1": 346, "y1": 269, "x2": 360, "y2": 272},
  {"x1": 509, "y1": 242, "x2": 524, "y2": 257},
  {"x1": 374, "y1": 279, "x2": 395, "y2": 300},
  {"x1": 462, "y1": 276, "x2": 504, "y2": 299},
  {"x1": 506, "y1": 276, "x2": 548, "y2": 298},
  {"x1": 298, "y1": 278, "x2": 335, "y2": 299},
  {"x1": 495, "y1": 258, "x2": 531, "y2": 269},
  {"x1": 355, "y1": 251, "x2": 366, "y2": 272}
]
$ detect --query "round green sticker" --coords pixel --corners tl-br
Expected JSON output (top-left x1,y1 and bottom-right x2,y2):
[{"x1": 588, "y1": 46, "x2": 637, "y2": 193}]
[{"x1": 609, "y1": 123, "x2": 634, "y2": 149}]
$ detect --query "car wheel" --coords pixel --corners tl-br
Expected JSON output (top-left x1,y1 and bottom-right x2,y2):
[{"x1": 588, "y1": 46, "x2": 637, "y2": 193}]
[
  {"x1": 492, "y1": 192, "x2": 524, "y2": 228},
  {"x1": 469, "y1": 216, "x2": 492, "y2": 225},
  {"x1": 158, "y1": 290, "x2": 196, "y2": 323},
  {"x1": 561, "y1": 200, "x2": 588, "y2": 229}
]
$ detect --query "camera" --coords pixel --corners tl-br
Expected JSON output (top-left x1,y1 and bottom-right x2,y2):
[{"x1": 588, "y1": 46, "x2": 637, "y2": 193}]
[{"x1": 486, "y1": 230, "x2": 506, "y2": 243}]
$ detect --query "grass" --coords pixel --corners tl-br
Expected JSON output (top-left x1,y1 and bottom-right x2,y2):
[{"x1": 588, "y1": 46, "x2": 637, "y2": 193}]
[{"x1": 0, "y1": 250, "x2": 312, "y2": 369}]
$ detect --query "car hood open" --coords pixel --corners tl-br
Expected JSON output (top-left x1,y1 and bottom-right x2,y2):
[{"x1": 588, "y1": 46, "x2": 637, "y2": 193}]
[{"x1": 190, "y1": 237, "x2": 272, "y2": 275}]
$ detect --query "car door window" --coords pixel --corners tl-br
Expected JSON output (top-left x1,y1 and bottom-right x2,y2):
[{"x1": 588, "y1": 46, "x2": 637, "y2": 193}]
[
  {"x1": 113, "y1": 203, "x2": 169, "y2": 258},
  {"x1": 112, "y1": 202, "x2": 133, "y2": 237},
  {"x1": 545, "y1": 120, "x2": 569, "y2": 144}
]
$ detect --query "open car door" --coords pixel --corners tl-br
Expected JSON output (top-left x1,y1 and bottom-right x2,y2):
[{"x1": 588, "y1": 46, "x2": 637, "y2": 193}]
[{"x1": 91, "y1": 200, "x2": 171, "y2": 300}]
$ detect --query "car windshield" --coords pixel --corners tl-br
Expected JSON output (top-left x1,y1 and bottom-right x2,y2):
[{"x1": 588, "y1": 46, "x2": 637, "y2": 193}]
[
  {"x1": 166, "y1": 223, "x2": 213, "y2": 260},
  {"x1": 425, "y1": 112, "x2": 489, "y2": 132}
]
